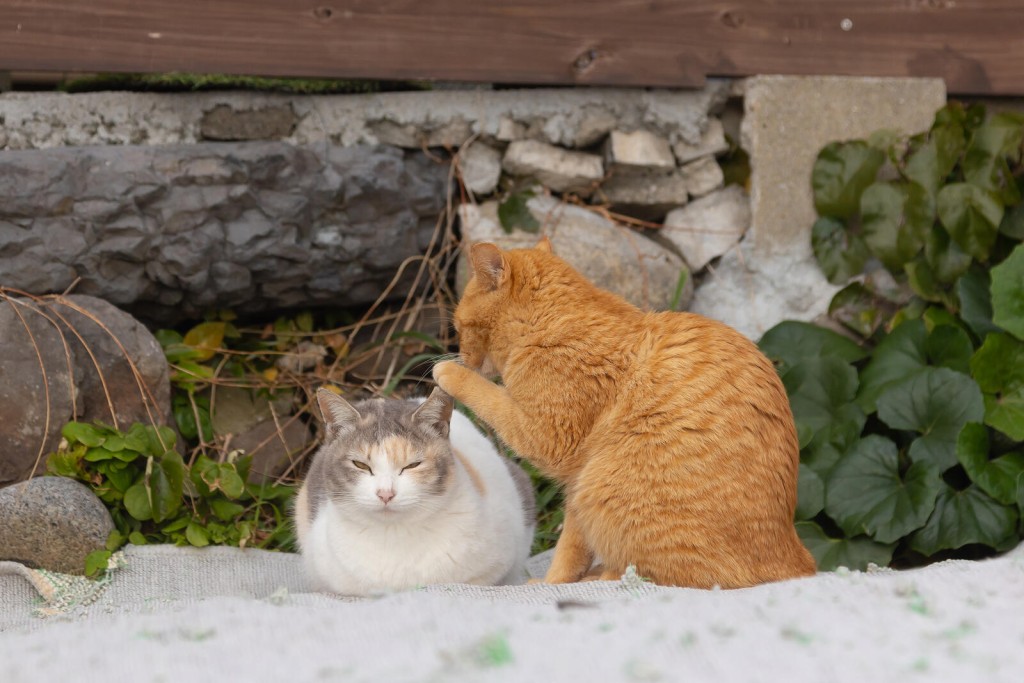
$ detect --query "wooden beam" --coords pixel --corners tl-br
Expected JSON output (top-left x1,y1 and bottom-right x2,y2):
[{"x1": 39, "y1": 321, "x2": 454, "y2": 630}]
[{"x1": 1, "y1": 1, "x2": 1022, "y2": 95}]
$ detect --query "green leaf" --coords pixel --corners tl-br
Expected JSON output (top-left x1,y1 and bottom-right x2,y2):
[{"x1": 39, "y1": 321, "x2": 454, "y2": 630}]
[
  {"x1": 990, "y1": 243, "x2": 1024, "y2": 340},
  {"x1": 105, "y1": 465, "x2": 134, "y2": 493},
  {"x1": 218, "y1": 466, "x2": 246, "y2": 500},
  {"x1": 970, "y1": 332, "x2": 1024, "y2": 440},
  {"x1": 783, "y1": 357, "x2": 866, "y2": 477},
  {"x1": 827, "y1": 283, "x2": 887, "y2": 338},
  {"x1": 61, "y1": 422, "x2": 106, "y2": 448},
  {"x1": 128, "y1": 531, "x2": 147, "y2": 546},
  {"x1": 923, "y1": 224, "x2": 972, "y2": 285},
  {"x1": 876, "y1": 367, "x2": 985, "y2": 470},
  {"x1": 103, "y1": 435, "x2": 126, "y2": 452},
  {"x1": 860, "y1": 181, "x2": 933, "y2": 271},
  {"x1": 210, "y1": 498, "x2": 246, "y2": 522},
  {"x1": 105, "y1": 529, "x2": 125, "y2": 552},
  {"x1": 811, "y1": 217, "x2": 871, "y2": 284},
  {"x1": 963, "y1": 113, "x2": 1024, "y2": 204},
  {"x1": 295, "y1": 311, "x2": 315, "y2": 333},
  {"x1": 124, "y1": 424, "x2": 151, "y2": 454},
  {"x1": 957, "y1": 423, "x2": 1024, "y2": 505},
  {"x1": 909, "y1": 484, "x2": 1019, "y2": 555},
  {"x1": 758, "y1": 321, "x2": 867, "y2": 374},
  {"x1": 812, "y1": 141, "x2": 886, "y2": 218},
  {"x1": 904, "y1": 255, "x2": 948, "y2": 305},
  {"x1": 497, "y1": 190, "x2": 539, "y2": 234},
  {"x1": 924, "y1": 325, "x2": 974, "y2": 375},
  {"x1": 937, "y1": 183, "x2": 1003, "y2": 261},
  {"x1": 84, "y1": 550, "x2": 112, "y2": 578},
  {"x1": 182, "y1": 321, "x2": 226, "y2": 362},
  {"x1": 795, "y1": 521, "x2": 895, "y2": 571},
  {"x1": 186, "y1": 522, "x2": 210, "y2": 548},
  {"x1": 904, "y1": 122, "x2": 965, "y2": 197},
  {"x1": 796, "y1": 464, "x2": 824, "y2": 521},
  {"x1": 956, "y1": 267, "x2": 1001, "y2": 339},
  {"x1": 123, "y1": 482, "x2": 153, "y2": 521},
  {"x1": 999, "y1": 202, "x2": 1024, "y2": 240},
  {"x1": 161, "y1": 517, "x2": 191, "y2": 533},
  {"x1": 825, "y1": 436, "x2": 943, "y2": 543},
  {"x1": 856, "y1": 319, "x2": 928, "y2": 413},
  {"x1": 150, "y1": 451, "x2": 185, "y2": 523}
]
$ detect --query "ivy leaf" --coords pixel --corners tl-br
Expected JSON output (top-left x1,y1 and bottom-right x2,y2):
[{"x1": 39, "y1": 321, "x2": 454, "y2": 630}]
[
  {"x1": 937, "y1": 183, "x2": 1004, "y2": 262},
  {"x1": 909, "y1": 484, "x2": 1019, "y2": 555},
  {"x1": 62, "y1": 422, "x2": 106, "y2": 448},
  {"x1": 825, "y1": 436, "x2": 943, "y2": 543},
  {"x1": 923, "y1": 224, "x2": 972, "y2": 285},
  {"x1": 856, "y1": 319, "x2": 928, "y2": 413},
  {"x1": 970, "y1": 332, "x2": 1024, "y2": 440},
  {"x1": 904, "y1": 255, "x2": 951, "y2": 306},
  {"x1": 758, "y1": 321, "x2": 867, "y2": 374},
  {"x1": 904, "y1": 120, "x2": 965, "y2": 198},
  {"x1": 956, "y1": 267, "x2": 1001, "y2": 340},
  {"x1": 963, "y1": 112, "x2": 1024, "y2": 205},
  {"x1": 860, "y1": 181, "x2": 934, "y2": 272},
  {"x1": 150, "y1": 451, "x2": 185, "y2": 523},
  {"x1": 795, "y1": 521, "x2": 895, "y2": 571},
  {"x1": 186, "y1": 522, "x2": 210, "y2": 547},
  {"x1": 182, "y1": 321, "x2": 226, "y2": 362},
  {"x1": 828, "y1": 283, "x2": 888, "y2": 338},
  {"x1": 924, "y1": 324, "x2": 974, "y2": 375},
  {"x1": 783, "y1": 357, "x2": 866, "y2": 477},
  {"x1": 84, "y1": 550, "x2": 112, "y2": 578},
  {"x1": 497, "y1": 190, "x2": 539, "y2": 234},
  {"x1": 811, "y1": 217, "x2": 871, "y2": 284},
  {"x1": 957, "y1": 423, "x2": 1024, "y2": 505},
  {"x1": 210, "y1": 498, "x2": 247, "y2": 522},
  {"x1": 124, "y1": 482, "x2": 153, "y2": 521},
  {"x1": 990, "y1": 243, "x2": 1024, "y2": 341},
  {"x1": 999, "y1": 202, "x2": 1024, "y2": 240},
  {"x1": 812, "y1": 141, "x2": 886, "y2": 219},
  {"x1": 796, "y1": 464, "x2": 825, "y2": 521},
  {"x1": 876, "y1": 367, "x2": 985, "y2": 471}
]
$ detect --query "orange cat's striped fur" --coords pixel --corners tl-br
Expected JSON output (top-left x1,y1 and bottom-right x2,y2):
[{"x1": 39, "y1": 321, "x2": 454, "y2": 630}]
[{"x1": 433, "y1": 239, "x2": 816, "y2": 589}]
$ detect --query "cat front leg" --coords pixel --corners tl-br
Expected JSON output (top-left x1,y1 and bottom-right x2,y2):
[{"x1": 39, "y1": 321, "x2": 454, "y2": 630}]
[
  {"x1": 542, "y1": 509, "x2": 595, "y2": 584},
  {"x1": 433, "y1": 361, "x2": 550, "y2": 462}
]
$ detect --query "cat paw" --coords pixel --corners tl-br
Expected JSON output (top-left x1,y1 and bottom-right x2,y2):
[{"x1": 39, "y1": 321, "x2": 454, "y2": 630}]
[{"x1": 432, "y1": 360, "x2": 464, "y2": 394}]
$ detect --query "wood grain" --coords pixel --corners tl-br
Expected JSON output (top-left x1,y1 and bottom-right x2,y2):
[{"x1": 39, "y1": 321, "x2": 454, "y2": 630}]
[{"x1": 1, "y1": 1, "x2": 1022, "y2": 94}]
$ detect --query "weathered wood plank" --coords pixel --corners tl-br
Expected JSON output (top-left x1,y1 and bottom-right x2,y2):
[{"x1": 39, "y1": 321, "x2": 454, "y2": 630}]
[{"x1": 1, "y1": 1, "x2": 1022, "y2": 94}]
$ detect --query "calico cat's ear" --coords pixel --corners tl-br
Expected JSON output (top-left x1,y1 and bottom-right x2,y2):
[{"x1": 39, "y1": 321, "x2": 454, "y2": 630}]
[
  {"x1": 412, "y1": 388, "x2": 454, "y2": 439},
  {"x1": 470, "y1": 242, "x2": 509, "y2": 291},
  {"x1": 317, "y1": 388, "x2": 360, "y2": 436},
  {"x1": 535, "y1": 236, "x2": 553, "y2": 253}
]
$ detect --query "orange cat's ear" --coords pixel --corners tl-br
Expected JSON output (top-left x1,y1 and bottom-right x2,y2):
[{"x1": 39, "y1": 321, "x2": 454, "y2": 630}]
[
  {"x1": 470, "y1": 242, "x2": 509, "y2": 291},
  {"x1": 534, "y1": 236, "x2": 553, "y2": 253}
]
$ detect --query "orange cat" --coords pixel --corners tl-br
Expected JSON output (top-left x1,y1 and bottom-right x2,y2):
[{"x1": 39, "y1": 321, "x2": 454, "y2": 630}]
[{"x1": 433, "y1": 239, "x2": 816, "y2": 589}]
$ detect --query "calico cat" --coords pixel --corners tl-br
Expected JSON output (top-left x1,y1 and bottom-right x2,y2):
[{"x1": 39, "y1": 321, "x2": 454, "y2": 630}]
[
  {"x1": 433, "y1": 239, "x2": 816, "y2": 589},
  {"x1": 294, "y1": 387, "x2": 536, "y2": 595}
]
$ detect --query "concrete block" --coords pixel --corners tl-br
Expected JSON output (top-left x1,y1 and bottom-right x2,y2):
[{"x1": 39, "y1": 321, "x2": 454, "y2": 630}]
[
  {"x1": 604, "y1": 130, "x2": 676, "y2": 171},
  {"x1": 673, "y1": 118, "x2": 729, "y2": 164},
  {"x1": 662, "y1": 186, "x2": 750, "y2": 271},
  {"x1": 459, "y1": 142, "x2": 503, "y2": 196},
  {"x1": 502, "y1": 140, "x2": 604, "y2": 195},
  {"x1": 679, "y1": 156, "x2": 724, "y2": 198}
]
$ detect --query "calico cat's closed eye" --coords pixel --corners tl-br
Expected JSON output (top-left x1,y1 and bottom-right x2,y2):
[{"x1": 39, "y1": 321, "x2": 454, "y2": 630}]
[
  {"x1": 352, "y1": 460, "x2": 372, "y2": 474},
  {"x1": 401, "y1": 461, "x2": 422, "y2": 472}
]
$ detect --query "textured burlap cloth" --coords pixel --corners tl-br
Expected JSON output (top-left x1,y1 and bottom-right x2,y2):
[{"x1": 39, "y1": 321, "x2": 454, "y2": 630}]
[{"x1": 1, "y1": 543, "x2": 1022, "y2": 682}]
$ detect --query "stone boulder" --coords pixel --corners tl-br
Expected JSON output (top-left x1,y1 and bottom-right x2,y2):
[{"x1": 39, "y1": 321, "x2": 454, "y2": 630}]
[
  {"x1": 0, "y1": 142, "x2": 449, "y2": 324},
  {"x1": 0, "y1": 477, "x2": 115, "y2": 574},
  {"x1": 458, "y1": 195, "x2": 692, "y2": 311},
  {"x1": 0, "y1": 294, "x2": 171, "y2": 485}
]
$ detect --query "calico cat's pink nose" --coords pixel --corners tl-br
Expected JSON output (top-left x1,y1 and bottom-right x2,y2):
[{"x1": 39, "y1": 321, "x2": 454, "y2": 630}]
[{"x1": 377, "y1": 489, "x2": 395, "y2": 504}]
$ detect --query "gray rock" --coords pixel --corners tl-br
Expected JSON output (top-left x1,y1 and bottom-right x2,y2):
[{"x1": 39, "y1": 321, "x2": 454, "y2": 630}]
[
  {"x1": 458, "y1": 196, "x2": 691, "y2": 311},
  {"x1": 673, "y1": 118, "x2": 729, "y2": 165},
  {"x1": 0, "y1": 477, "x2": 115, "y2": 574},
  {"x1": 233, "y1": 418, "x2": 313, "y2": 484},
  {"x1": 604, "y1": 130, "x2": 676, "y2": 171},
  {"x1": 459, "y1": 142, "x2": 503, "y2": 196},
  {"x1": 199, "y1": 104, "x2": 298, "y2": 141},
  {"x1": 502, "y1": 140, "x2": 604, "y2": 195},
  {"x1": 662, "y1": 186, "x2": 751, "y2": 271},
  {"x1": 0, "y1": 142, "x2": 449, "y2": 323},
  {"x1": 210, "y1": 386, "x2": 295, "y2": 439},
  {"x1": 0, "y1": 300, "x2": 76, "y2": 484},
  {"x1": 595, "y1": 169, "x2": 688, "y2": 222},
  {"x1": 678, "y1": 156, "x2": 724, "y2": 198}
]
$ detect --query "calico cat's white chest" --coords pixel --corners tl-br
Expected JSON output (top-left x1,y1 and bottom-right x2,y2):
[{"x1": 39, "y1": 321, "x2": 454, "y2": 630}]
[{"x1": 304, "y1": 495, "x2": 514, "y2": 594}]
